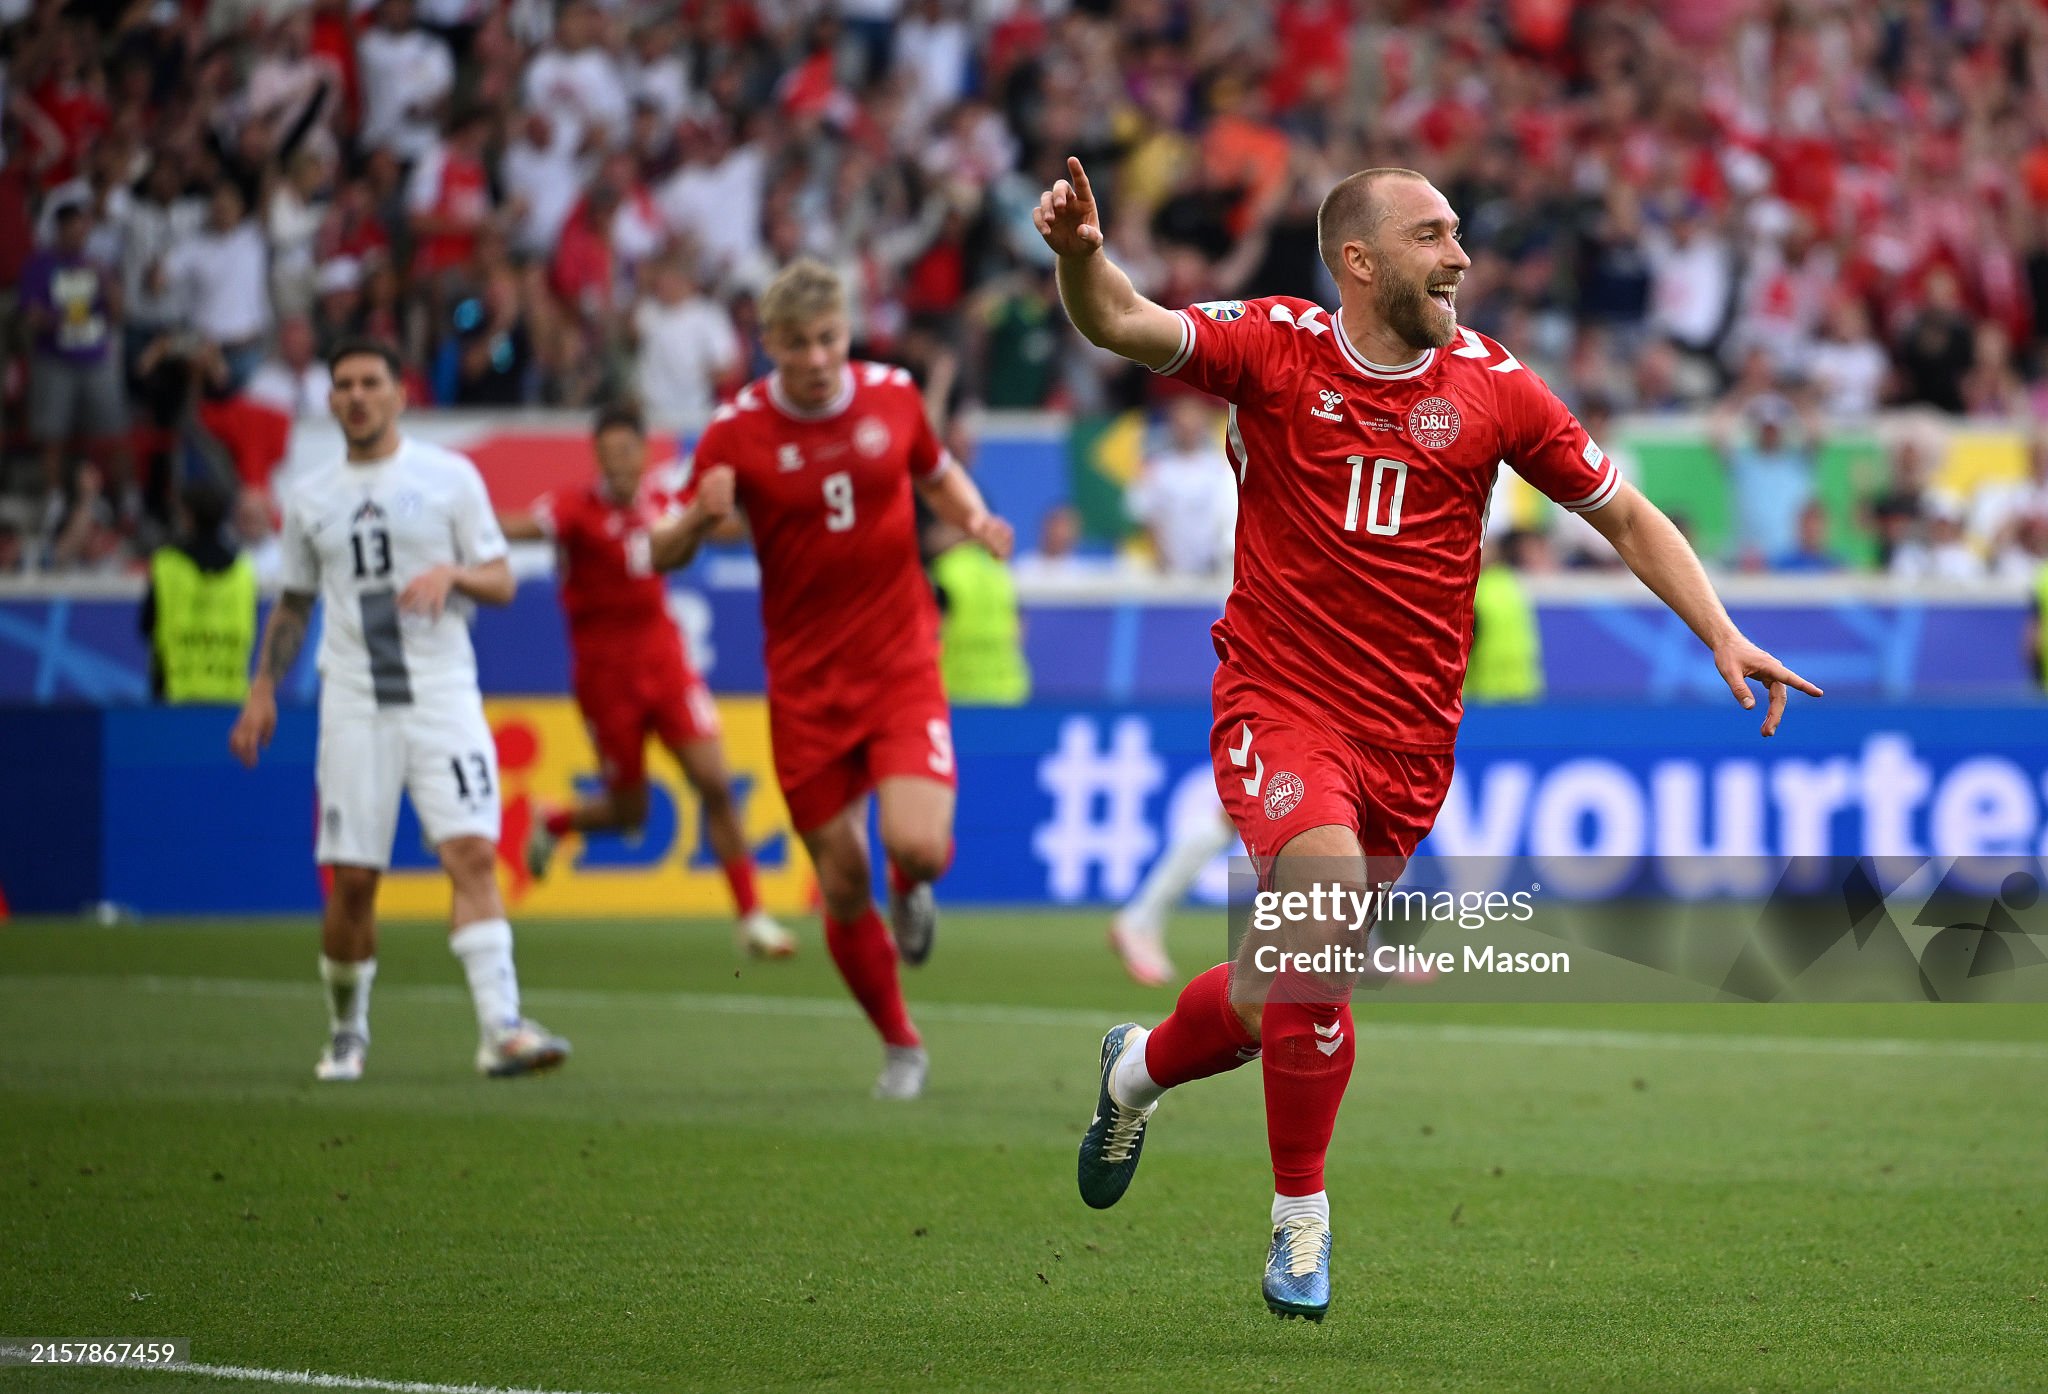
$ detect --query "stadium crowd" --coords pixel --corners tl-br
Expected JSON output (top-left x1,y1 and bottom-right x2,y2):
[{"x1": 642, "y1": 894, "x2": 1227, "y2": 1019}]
[{"x1": 5, "y1": 0, "x2": 2048, "y2": 579}]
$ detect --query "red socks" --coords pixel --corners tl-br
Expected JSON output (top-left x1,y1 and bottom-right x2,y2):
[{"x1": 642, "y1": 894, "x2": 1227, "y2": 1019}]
[
  {"x1": 1261, "y1": 991, "x2": 1355, "y2": 1195},
  {"x1": 722, "y1": 857, "x2": 760, "y2": 917},
  {"x1": 824, "y1": 908, "x2": 919, "y2": 1048},
  {"x1": 1144, "y1": 963, "x2": 1259, "y2": 1088}
]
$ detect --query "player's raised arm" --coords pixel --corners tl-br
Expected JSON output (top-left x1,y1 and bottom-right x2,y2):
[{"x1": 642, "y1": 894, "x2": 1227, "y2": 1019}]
[
  {"x1": 1035, "y1": 156, "x2": 1186, "y2": 372},
  {"x1": 649, "y1": 464, "x2": 737, "y2": 572},
  {"x1": 496, "y1": 510, "x2": 547, "y2": 542},
  {"x1": 1584, "y1": 482, "x2": 1822, "y2": 736}
]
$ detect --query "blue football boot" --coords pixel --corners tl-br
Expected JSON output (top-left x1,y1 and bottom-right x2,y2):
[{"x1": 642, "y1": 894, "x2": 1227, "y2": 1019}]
[
  {"x1": 1077, "y1": 1023, "x2": 1155, "y2": 1209},
  {"x1": 1263, "y1": 1218, "x2": 1333, "y2": 1321}
]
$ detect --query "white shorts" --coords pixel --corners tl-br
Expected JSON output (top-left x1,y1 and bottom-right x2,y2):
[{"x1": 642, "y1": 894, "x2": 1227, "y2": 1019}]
[{"x1": 315, "y1": 693, "x2": 500, "y2": 869}]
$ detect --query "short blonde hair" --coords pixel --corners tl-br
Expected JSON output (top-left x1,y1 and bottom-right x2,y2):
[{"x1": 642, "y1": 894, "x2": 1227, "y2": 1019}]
[{"x1": 759, "y1": 259, "x2": 847, "y2": 332}]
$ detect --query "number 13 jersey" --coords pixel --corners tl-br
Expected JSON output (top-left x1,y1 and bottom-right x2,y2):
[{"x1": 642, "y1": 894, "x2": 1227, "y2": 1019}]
[
  {"x1": 279, "y1": 437, "x2": 508, "y2": 711},
  {"x1": 1160, "y1": 296, "x2": 1619, "y2": 753}
]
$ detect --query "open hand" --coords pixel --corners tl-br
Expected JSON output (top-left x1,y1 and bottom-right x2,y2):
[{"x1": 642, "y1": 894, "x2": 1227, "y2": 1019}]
[
  {"x1": 972, "y1": 512, "x2": 1015, "y2": 561},
  {"x1": 229, "y1": 690, "x2": 277, "y2": 768},
  {"x1": 1033, "y1": 156, "x2": 1104, "y2": 259},
  {"x1": 1714, "y1": 637, "x2": 1823, "y2": 737},
  {"x1": 399, "y1": 564, "x2": 457, "y2": 619}
]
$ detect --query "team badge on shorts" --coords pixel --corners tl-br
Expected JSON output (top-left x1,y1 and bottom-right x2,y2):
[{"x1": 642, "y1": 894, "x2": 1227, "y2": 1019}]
[
  {"x1": 1193, "y1": 300, "x2": 1246, "y2": 321},
  {"x1": 1264, "y1": 771, "x2": 1305, "y2": 820},
  {"x1": 1407, "y1": 395, "x2": 1461, "y2": 448}
]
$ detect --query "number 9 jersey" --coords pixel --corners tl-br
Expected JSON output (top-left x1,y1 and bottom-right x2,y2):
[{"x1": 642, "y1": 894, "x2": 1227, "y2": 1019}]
[{"x1": 1159, "y1": 296, "x2": 1617, "y2": 756}]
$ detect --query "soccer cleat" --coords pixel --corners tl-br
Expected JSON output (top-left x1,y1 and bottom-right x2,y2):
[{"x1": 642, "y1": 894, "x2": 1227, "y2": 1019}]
[
  {"x1": 737, "y1": 910, "x2": 798, "y2": 960},
  {"x1": 525, "y1": 817, "x2": 559, "y2": 881},
  {"x1": 889, "y1": 881, "x2": 937, "y2": 967},
  {"x1": 873, "y1": 1044, "x2": 928, "y2": 1100},
  {"x1": 476, "y1": 1019, "x2": 571, "y2": 1078},
  {"x1": 1077, "y1": 1023, "x2": 1155, "y2": 1209},
  {"x1": 314, "y1": 1031, "x2": 367, "y2": 1082},
  {"x1": 1109, "y1": 916, "x2": 1175, "y2": 987},
  {"x1": 1262, "y1": 1218, "x2": 1333, "y2": 1321}
]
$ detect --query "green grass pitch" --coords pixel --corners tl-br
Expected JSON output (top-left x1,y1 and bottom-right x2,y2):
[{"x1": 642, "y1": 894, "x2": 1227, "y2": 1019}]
[{"x1": 2, "y1": 909, "x2": 2045, "y2": 1393}]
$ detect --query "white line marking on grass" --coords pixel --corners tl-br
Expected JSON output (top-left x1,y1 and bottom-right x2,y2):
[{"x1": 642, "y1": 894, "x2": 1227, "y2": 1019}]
[
  {"x1": 8, "y1": 972, "x2": 2048, "y2": 1061},
  {"x1": 149, "y1": 1362, "x2": 617, "y2": 1394}
]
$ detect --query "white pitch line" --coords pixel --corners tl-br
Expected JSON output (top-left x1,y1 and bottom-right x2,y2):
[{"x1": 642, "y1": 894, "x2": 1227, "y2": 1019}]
[
  {"x1": 6, "y1": 971, "x2": 2048, "y2": 1061},
  {"x1": 149, "y1": 1361, "x2": 617, "y2": 1394}
]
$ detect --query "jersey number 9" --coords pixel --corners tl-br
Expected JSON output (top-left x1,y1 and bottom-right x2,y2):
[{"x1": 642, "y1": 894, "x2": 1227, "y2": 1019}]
[{"x1": 822, "y1": 472, "x2": 856, "y2": 532}]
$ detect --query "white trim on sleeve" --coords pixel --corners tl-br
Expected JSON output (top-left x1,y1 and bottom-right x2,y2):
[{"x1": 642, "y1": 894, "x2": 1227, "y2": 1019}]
[
  {"x1": 1154, "y1": 309, "x2": 1196, "y2": 377},
  {"x1": 1563, "y1": 463, "x2": 1622, "y2": 513}
]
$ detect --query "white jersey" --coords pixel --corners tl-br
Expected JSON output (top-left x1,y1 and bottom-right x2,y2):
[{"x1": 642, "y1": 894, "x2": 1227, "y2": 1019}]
[{"x1": 279, "y1": 437, "x2": 507, "y2": 711}]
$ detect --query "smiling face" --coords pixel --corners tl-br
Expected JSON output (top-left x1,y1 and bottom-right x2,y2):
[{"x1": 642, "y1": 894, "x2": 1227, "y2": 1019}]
[{"x1": 1321, "y1": 170, "x2": 1471, "y2": 354}]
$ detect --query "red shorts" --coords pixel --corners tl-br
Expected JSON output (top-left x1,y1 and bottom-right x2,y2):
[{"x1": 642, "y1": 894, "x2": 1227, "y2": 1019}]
[
  {"x1": 771, "y1": 665, "x2": 956, "y2": 833},
  {"x1": 572, "y1": 633, "x2": 719, "y2": 791},
  {"x1": 1210, "y1": 666, "x2": 1454, "y2": 864}
]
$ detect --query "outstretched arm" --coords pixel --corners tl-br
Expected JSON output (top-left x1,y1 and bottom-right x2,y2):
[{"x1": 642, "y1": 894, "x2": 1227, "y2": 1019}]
[
  {"x1": 1585, "y1": 483, "x2": 1822, "y2": 735},
  {"x1": 1034, "y1": 156, "x2": 1186, "y2": 371},
  {"x1": 229, "y1": 590, "x2": 315, "y2": 767},
  {"x1": 918, "y1": 462, "x2": 1014, "y2": 560},
  {"x1": 497, "y1": 511, "x2": 547, "y2": 542}
]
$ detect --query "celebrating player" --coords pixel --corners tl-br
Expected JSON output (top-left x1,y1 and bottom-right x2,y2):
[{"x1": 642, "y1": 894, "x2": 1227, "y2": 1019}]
[
  {"x1": 229, "y1": 338, "x2": 570, "y2": 1083},
  {"x1": 650, "y1": 260, "x2": 1013, "y2": 1100},
  {"x1": 1038, "y1": 159, "x2": 1821, "y2": 1319},
  {"x1": 497, "y1": 404, "x2": 796, "y2": 961}
]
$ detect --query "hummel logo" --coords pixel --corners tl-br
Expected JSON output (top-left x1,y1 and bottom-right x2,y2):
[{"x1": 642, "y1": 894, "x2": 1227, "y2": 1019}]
[
  {"x1": 1315, "y1": 1034, "x2": 1344, "y2": 1057},
  {"x1": 1313, "y1": 1019, "x2": 1343, "y2": 1056},
  {"x1": 1310, "y1": 388, "x2": 1344, "y2": 422},
  {"x1": 1228, "y1": 722, "x2": 1263, "y2": 796},
  {"x1": 1312, "y1": 1020, "x2": 1341, "y2": 1038}
]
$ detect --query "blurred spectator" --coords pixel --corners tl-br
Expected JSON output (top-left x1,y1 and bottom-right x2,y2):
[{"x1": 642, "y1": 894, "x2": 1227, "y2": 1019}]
[
  {"x1": 447, "y1": 268, "x2": 533, "y2": 406},
  {"x1": 356, "y1": 0, "x2": 453, "y2": 163},
  {"x1": 1127, "y1": 399, "x2": 1237, "y2": 579},
  {"x1": 405, "y1": 107, "x2": 492, "y2": 286},
  {"x1": 1643, "y1": 202, "x2": 1732, "y2": 374},
  {"x1": 22, "y1": 199, "x2": 132, "y2": 530},
  {"x1": 1012, "y1": 503, "x2": 1099, "y2": 583},
  {"x1": 1867, "y1": 435, "x2": 1936, "y2": 571},
  {"x1": 1995, "y1": 514, "x2": 2048, "y2": 588},
  {"x1": 1970, "y1": 437, "x2": 2048, "y2": 557},
  {"x1": 521, "y1": 0, "x2": 626, "y2": 165},
  {"x1": 1806, "y1": 300, "x2": 1891, "y2": 420},
  {"x1": 1896, "y1": 269, "x2": 1976, "y2": 415},
  {"x1": 44, "y1": 465, "x2": 128, "y2": 574},
  {"x1": 163, "y1": 182, "x2": 272, "y2": 394},
  {"x1": 1776, "y1": 503, "x2": 1843, "y2": 575},
  {"x1": 1710, "y1": 395, "x2": 1818, "y2": 571},
  {"x1": 631, "y1": 256, "x2": 740, "y2": 431},
  {"x1": 245, "y1": 318, "x2": 333, "y2": 421},
  {"x1": 1891, "y1": 492, "x2": 1983, "y2": 584}
]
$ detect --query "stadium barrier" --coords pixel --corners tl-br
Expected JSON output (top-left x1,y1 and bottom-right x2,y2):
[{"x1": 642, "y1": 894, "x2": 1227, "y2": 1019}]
[{"x1": 9, "y1": 698, "x2": 2048, "y2": 917}]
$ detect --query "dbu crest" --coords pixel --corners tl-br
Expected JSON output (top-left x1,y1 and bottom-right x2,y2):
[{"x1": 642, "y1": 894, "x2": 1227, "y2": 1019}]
[{"x1": 1407, "y1": 396, "x2": 1461, "y2": 448}]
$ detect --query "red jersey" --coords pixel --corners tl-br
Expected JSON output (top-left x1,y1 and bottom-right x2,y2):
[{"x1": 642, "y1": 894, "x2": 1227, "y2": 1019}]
[
  {"x1": 1159, "y1": 296, "x2": 1616, "y2": 752},
  {"x1": 689, "y1": 363, "x2": 948, "y2": 711},
  {"x1": 533, "y1": 470, "x2": 685, "y2": 656}
]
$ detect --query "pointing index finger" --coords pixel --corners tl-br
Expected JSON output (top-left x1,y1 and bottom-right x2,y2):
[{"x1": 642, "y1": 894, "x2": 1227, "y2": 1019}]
[{"x1": 1068, "y1": 156, "x2": 1093, "y2": 201}]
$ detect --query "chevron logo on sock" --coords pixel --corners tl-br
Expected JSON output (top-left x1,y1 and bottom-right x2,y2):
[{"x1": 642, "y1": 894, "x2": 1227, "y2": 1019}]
[
  {"x1": 1315, "y1": 1033, "x2": 1345, "y2": 1057},
  {"x1": 1312, "y1": 1021, "x2": 1341, "y2": 1038}
]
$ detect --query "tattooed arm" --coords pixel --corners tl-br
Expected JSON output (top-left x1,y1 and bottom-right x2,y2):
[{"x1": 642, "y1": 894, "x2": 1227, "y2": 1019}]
[{"x1": 229, "y1": 591, "x2": 314, "y2": 768}]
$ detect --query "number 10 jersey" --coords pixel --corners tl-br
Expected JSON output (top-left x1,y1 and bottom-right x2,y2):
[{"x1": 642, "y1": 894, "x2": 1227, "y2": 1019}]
[{"x1": 1159, "y1": 296, "x2": 1619, "y2": 753}]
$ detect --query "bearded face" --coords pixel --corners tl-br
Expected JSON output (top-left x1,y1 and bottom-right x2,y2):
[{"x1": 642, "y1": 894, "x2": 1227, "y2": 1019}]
[{"x1": 1373, "y1": 248, "x2": 1460, "y2": 352}]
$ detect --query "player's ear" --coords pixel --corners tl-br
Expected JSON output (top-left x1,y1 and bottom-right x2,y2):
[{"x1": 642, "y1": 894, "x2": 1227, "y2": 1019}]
[{"x1": 1345, "y1": 239, "x2": 1374, "y2": 287}]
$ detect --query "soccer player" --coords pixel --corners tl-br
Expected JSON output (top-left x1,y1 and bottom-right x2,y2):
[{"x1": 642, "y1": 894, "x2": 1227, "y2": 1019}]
[
  {"x1": 497, "y1": 404, "x2": 796, "y2": 960},
  {"x1": 1038, "y1": 160, "x2": 1821, "y2": 1319},
  {"x1": 649, "y1": 260, "x2": 1013, "y2": 1100},
  {"x1": 229, "y1": 337, "x2": 570, "y2": 1084}
]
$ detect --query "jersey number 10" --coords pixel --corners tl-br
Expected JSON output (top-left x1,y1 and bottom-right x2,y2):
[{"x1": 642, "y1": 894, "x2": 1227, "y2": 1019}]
[{"x1": 1343, "y1": 456, "x2": 1408, "y2": 536}]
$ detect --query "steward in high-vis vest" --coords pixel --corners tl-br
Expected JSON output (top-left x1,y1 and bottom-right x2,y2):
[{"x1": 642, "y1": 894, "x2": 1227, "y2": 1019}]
[
  {"x1": 930, "y1": 534, "x2": 1030, "y2": 706},
  {"x1": 1465, "y1": 530, "x2": 1546, "y2": 704},
  {"x1": 143, "y1": 480, "x2": 257, "y2": 703}
]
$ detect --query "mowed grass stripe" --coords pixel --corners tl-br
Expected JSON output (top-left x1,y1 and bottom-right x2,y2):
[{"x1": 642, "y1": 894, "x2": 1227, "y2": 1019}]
[{"x1": 5, "y1": 971, "x2": 2048, "y2": 1061}]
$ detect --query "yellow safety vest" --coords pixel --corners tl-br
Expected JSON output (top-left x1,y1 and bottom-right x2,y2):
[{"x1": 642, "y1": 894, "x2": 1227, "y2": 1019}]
[
  {"x1": 1465, "y1": 564, "x2": 1544, "y2": 703},
  {"x1": 931, "y1": 542, "x2": 1030, "y2": 706},
  {"x1": 151, "y1": 548, "x2": 257, "y2": 704}
]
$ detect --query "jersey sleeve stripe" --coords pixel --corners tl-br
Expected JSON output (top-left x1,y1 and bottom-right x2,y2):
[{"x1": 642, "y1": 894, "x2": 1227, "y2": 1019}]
[
  {"x1": 1563, "y1": 464, "x2": 1622, "y2": 513},
  {"x1": 918, "y1": 450, "x2": 958, "y2": 485},
  {"x1": 1154, "y1": 309, "x2": 1196, "y2": 377}
]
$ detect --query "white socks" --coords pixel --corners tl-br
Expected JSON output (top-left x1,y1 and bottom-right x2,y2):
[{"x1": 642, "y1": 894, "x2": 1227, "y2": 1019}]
[
  {"x1": 1110, "y1": 1026, "x2": 1166, "y2": 1110},
  {"x1": 449, "y1": 919, "x2": 521, "y2": 1037},
  {"x1": 1272, "y1": 1190, "x2": 1330, "y2": 1229},
  {"x1": 320, "y1": 955, "x2": 376, "y2": 1040},
  {"x1": 1126, "y1": 813, "x2": 1236, "y2": 931}
]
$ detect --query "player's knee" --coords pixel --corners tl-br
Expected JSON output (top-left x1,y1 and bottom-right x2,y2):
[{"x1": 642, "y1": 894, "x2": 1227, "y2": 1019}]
[
  {"x1": 328, "y1": 866, "x2": 379, "y2": 916},
  {"x1": 881, "y1": 830, "x2": 948, "y2": 885},
  {"x1": 815, "y1": 858, "x2": 870, "y2": 921},
  {"x1": 438, "y1": 836, "x2": 497, "y2": 887}
]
